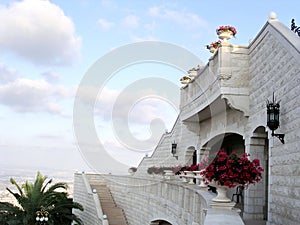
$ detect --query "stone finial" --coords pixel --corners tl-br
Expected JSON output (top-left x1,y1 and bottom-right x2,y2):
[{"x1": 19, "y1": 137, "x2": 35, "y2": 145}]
[{"x1": 268, "y1": 12, "x2": 277, "y2": 20}]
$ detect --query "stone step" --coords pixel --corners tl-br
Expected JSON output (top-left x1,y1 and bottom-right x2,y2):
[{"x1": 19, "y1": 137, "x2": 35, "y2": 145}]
[{"x1": 91, "y1": 184, "x2": 128, "y2": 225}]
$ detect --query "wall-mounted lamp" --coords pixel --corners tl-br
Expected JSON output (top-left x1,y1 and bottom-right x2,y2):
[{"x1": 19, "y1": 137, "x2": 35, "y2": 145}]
[
  {"x1": 267, "y1": 93, "x2": 285, "y2": 144},
  {"x1": 171, "y1": 141, "x2": 178, "y2": 160}
]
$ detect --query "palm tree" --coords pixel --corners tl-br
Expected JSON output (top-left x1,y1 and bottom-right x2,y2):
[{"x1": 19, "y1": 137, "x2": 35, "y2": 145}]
[{"x1": 0, "y1": 171, "x2": 83, "y2": 225}]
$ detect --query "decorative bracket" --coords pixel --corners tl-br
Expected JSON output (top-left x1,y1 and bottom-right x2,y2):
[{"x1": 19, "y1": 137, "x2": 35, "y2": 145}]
[
  {"x1": 272, "y1": 131, "x2": 285, "y2": 144},
  {"x1": 221, "y1": 94, "x2": 249, "y2": 117}
]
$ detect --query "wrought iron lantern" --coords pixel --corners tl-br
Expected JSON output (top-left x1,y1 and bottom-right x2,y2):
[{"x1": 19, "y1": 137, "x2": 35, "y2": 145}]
[
  {"x1": 171, "y1": 142, "x2": 178, "y2": 159},
  {"x1": 266, "y1": 93, "x2": 284, "y2": 144}
]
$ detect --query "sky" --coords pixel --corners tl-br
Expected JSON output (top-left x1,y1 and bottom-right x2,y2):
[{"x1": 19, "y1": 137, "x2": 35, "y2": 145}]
[{"x1": 0, "y1": 0, "x2": 299, "y2": 176}]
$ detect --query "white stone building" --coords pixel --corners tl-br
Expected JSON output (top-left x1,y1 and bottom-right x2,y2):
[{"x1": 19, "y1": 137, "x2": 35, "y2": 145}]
[{"x1": 73, "y1": 13, "x2": 300, "y2": 225}]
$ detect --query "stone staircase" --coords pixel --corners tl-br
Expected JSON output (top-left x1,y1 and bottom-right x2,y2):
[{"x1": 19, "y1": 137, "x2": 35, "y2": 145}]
[{"x1": 91, "y1": 184, "x2": 128, "y2": 225}]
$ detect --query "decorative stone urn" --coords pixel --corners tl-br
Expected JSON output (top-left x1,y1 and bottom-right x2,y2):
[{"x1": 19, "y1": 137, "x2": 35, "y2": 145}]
[
  {"x1": 179, "y1": 172, "x2": 188, "y2": 183},
  {"x1": 209, "y1": 181, "x2": 236, "y2": 210},
  {"x1": 180, "y1": 76, "x2": 191, "y2": 84},
  {"x1": 209, "y1": 46, "x2": 216, "y2": 53},
  {"x1": 128, "y1": 167, "x2": 137, "y2": 175},
  {"x1": 184, "y1": 171, "x2": 195, "y2": 185},
  {"x1": 194, "y1": 170, "x2": 207, "y2": 188},
  {"x1": 212, "y1": 184, "x2": 231, "y2": 202},
  {"x1": 218, "y1": 31, "x2": 233, "y2": 42},
  {"x1": 164, "y1": 170, "x2": 175, "y2": 180},
  {"x1": 188, "y1": 69, "x2": 198, "y2": 78}
]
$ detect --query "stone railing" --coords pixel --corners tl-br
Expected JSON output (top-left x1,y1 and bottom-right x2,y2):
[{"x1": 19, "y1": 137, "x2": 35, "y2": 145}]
[
  {"x1": 73, "y1": 173, "x2": 109, "y2": 225},
  {"x1": 180, "y1": 44, "x2": 249, "y2": 120},
  {"x1": 83, "y1": 174, "x2": 245, "y2": 225}
]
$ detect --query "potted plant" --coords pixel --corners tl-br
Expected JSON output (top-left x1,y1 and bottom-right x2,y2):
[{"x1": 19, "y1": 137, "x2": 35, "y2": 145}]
[
  {"x1": 206, "y1": 40, "x2": 221, "y2": 53},
  {"x1": 128, "y1": 167, "x2": 137, "y2": 175},
  {"x1": 187, "y1": 67, "x2": 198, "y2": 77},
  {"x1": 216, "y1": 25, "x2": 237, "y2": 36},
  {"x1": 180, "y1": 76, "x2": 191, "y2": 84},
  {"x1": 216, "y1": 25, "x2": 237, "y2": 41},
  {"x1": 201, "y1": 149, "x2": 263, "y2": 202}
]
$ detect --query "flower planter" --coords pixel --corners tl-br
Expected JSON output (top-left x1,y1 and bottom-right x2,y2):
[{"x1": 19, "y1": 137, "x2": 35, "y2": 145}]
[
  {"x1": 194, "y1": 170, "x2": 207, "y2": 187},
  {"x1": 180, "y1": 79, "x2": 190, "y2": 84},
  {"x1": 208, "y1": 46, "x2": 217, "y2": 53},
  {"x1": 218, "y1": 31, "x2": 233, "y2": 42},
  {"x1": 212, "y1": 184, "x2": 231, "y2": 203},
  {"x1": 164, "y1": 170, "x2": 175, "y2": 180},
  {"x1": 188, "y1": 70, "x2": 198, "y2": 77},
  {"x1": 180, "y1": 76, "x2": 191, "y2": 84},
  {"x1": 201, "y1": 149, "x2": 264, "y2": 189},
  {"x1": 206, "y1": 41, "x2": 221, "y2": 53},
  {"x1": 184, "y1": 171, "x2": 195, "y2": 185},
  {"x1": 216, "y1": 25, "x2": 237, "y2": 42},
  {"x1": 179, "y1": 172, "x2": 188, "y2": 183}
]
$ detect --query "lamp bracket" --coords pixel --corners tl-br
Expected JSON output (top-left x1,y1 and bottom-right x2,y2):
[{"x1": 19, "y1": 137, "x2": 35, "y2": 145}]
[{"x1": 272, "y1": 131, "x2": 285, "y2": 144}]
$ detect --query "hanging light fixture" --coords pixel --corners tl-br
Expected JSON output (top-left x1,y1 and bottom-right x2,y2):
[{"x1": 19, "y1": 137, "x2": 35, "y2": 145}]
[
  {"x1": 266, "y1": 93, "x2": 285, "y2": 144},
  {"x1": 171, "y1": 141, "x2": 178, "y2": 160}
]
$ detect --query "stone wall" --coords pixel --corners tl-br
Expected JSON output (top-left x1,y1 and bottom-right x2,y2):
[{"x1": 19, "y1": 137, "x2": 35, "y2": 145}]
[
  {"x1": 135, "y1": 15, "x2": 300, "y2": 225},
  {"x1": 73, "y1": 15, "x2": 300, "y2": 225},
  {"x1": 85, "y1": 174, "x2": 244, "y2": 225},
  {"x1": 73, "y1": 173, "x2": 108, "y2": 225},
  {"x1": 247, "y1": 18, "x2": 300, "y2": 225}
]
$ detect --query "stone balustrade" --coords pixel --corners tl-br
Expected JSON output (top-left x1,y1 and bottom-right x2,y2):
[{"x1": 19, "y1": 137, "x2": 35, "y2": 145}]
[
  {"x1": 74, "y1": 173, "x2": 245, "y2": 225},
  {"x1": 73, "y1": 173, "x2": 109, "y2": 225},
  {"x1": 180, "y1": 44, "x2": 249, "y2": 121}
]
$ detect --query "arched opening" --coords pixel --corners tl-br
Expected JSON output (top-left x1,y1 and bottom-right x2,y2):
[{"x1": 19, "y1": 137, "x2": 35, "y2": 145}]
[
  {"x1": 203, "y1": 133, "x2": 245, "y2": 163},
  {"x1": 150, "y1": 220, "x2": 172, "y2": 225},
  {"x1": 185, "y1": 146, "x2": 196, "y2": 165}
]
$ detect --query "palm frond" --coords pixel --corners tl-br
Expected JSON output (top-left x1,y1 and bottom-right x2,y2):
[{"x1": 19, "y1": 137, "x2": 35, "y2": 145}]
[{"x1": 9, "y1": 178, "x2": 23, "y2": 196}]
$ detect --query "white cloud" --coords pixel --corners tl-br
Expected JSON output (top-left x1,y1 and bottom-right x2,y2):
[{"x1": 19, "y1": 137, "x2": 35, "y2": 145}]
[
  {"x1": 0, "y1": 0, "x2": 81, "y2": 66},
  {"x1": 94, "y1": 86, "x2": 178, "y2": 126},
  {"x1": 41, "y1": 71, "x2": 61, "y2": 83},
  {"x1": 36, "y1": 133, "x2": 65, "y2": 140},
  {"x1": 0, "y1": 64, "x2": 17, "y2": 83},
  {"x1": 144, "y1": 21, "x2": 158, "y2": 31},
  {"x1": 121, "y1": 15, "x2": 139, "y2": 29},
  {"x1": 98, "y1": 18, "x2": 114, "y2": 29},
  {"x1": 103, "y1": 138, "x2": 147, "y2": 166},
  {"x1": 0, "y1": 78, "x2": 70, "y2": 114},
  {"x1": 148, "y1": 6, "x2": 160, "y2": 17},
  {"x1": 148, "y1": 6, "x2": 207, "y2": 30}
]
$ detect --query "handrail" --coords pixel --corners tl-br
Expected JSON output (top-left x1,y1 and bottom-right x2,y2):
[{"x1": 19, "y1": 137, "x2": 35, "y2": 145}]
[{"x1": 79, "y1": 173, "x2": 109, "y2": 225}]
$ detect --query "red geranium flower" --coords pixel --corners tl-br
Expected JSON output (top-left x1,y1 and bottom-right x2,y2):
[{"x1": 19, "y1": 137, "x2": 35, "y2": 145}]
[{"x1": 200, "y1": 149, "x2": 264, "y2": 188}]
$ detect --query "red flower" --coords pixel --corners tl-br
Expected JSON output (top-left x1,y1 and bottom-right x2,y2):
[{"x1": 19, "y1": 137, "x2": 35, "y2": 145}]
[
  {"x1": 216, "y1": 25, "x2": 237, "y2": 36},
  {"x1": 201, "y1": 149, "x2": 264, "y2": 188}
]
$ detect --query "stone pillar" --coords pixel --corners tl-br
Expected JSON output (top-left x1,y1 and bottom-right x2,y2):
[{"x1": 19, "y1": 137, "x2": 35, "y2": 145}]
[
  {"x1": 243, "y1": 133, "x2": 267, "y2": 220},
  {"x1": 196, "y1": 149, "x2": 201, "y2": 164}
]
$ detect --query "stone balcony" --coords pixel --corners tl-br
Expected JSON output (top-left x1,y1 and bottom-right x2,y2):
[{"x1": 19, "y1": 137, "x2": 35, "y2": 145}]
[{"x1": 180, "y1": 43, "x2": 250, "y2": 123}]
